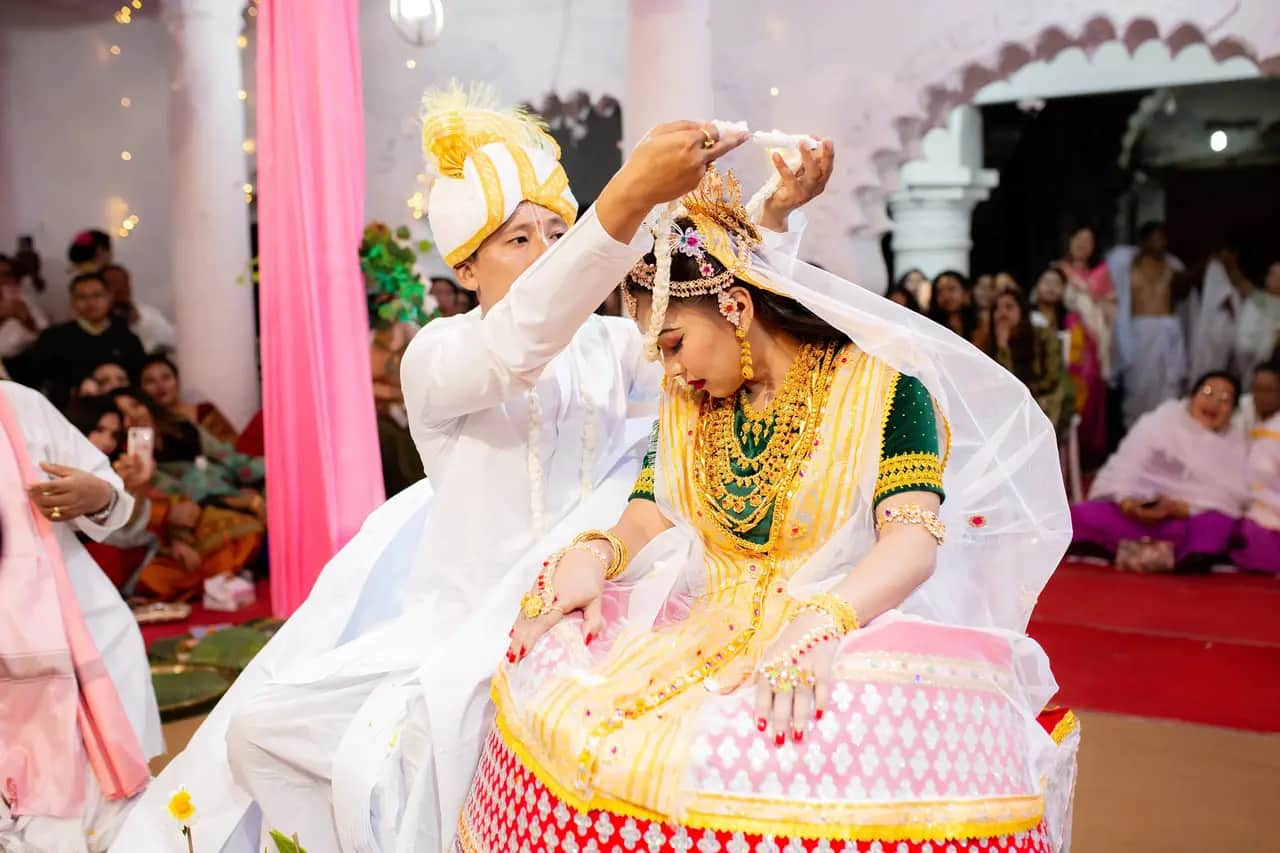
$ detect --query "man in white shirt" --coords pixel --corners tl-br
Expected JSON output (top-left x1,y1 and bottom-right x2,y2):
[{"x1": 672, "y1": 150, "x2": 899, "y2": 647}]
[
  {"x1": 101, "y1": 264, "x2": 177, "y2": 355},
  {"x1": 110, "y1": 94, "x2": 828, "y2": 852},
  {"x1": 0, "y1": 380, "x2": 161, "y2": 853}
]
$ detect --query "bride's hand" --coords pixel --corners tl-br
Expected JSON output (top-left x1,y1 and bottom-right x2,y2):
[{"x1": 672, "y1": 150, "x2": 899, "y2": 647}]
[
  {"x1": 507, "y1": 547, "x2": 606, "y2": 664},
  {"x1": 758, "y1": 138, "x2": 834, "y2": 232},
  {"x1": 753, "y1": 611, "x2": 840, "y2": 746}
]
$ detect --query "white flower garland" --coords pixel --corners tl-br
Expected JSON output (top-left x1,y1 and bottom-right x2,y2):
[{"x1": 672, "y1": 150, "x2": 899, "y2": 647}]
[
  {"x1": 643, "y1": 201, "x2": 677, "y2": 361},
  {"x1": 526, "y1": 389, "x2": 546, "y2": 538}
]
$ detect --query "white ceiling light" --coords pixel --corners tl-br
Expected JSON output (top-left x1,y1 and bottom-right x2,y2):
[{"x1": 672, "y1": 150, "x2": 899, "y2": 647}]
[
  {"x1": 1209, "y1": 130, "x2": 1228, "y2": 152},
  {"x1": 389, "y1": 0, "x2": 444, "y2": 47}
]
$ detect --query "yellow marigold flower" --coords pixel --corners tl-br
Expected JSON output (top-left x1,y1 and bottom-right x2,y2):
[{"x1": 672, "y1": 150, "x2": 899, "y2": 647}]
[{"x1": 167, "y1": 787, "x2": 197, "y2": 825}]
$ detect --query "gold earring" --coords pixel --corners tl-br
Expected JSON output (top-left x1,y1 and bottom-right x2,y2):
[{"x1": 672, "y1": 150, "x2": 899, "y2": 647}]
[{"x1": 736, "y1": 327, "x2": 754, "y2": 381}]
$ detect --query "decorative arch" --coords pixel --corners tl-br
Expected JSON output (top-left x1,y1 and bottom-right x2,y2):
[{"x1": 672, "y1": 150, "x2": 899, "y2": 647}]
[{"x1": 843, "y1": 12, "x2": 1280, "y2": 236}]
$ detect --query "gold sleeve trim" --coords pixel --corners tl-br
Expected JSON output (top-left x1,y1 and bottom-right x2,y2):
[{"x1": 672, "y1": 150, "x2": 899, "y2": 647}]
[
  {"x1": 875, "y1": 451, "x2": 944, "y2": 503},
  {"x1": 630, "y1": 467, "x2": 655, "y2": 498},
  {"x1": 1050, "y1": 709, "x2": 1081, "y2": 744}
]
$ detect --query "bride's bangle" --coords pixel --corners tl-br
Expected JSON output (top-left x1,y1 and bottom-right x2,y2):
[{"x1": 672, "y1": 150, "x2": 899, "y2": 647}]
[
  {"x1": 875, "y1": 502, "x2": 946, "y2": 545},
  {"x1": 572, "y1": 529, "x2": 628, "y2": 580},
  {"x1": 798, "y1": 591, "x2": 860, "y2": 636}
]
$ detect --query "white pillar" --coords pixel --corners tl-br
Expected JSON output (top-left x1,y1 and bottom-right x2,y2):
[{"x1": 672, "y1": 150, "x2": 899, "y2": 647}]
[
  {"x1": 162, "y1": 0, "x2": 258, "y2": 427},
  {"x1": 624, "y1": 0, "x2": 713, "y2": 152},
  {"x1": 889, "y1": 106, "x2": 998, "y2": 280}
]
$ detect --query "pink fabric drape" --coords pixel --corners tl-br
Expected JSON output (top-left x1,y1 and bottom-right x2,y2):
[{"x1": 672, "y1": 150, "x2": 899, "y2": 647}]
[{"x1": 257, "y1": 0, "x2": 385, "y2": 617}]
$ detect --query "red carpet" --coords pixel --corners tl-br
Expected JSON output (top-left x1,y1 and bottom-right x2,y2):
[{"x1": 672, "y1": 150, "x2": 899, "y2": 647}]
[
  {"x1": 1029, "y1": 562, "x2": 1280, "y2": 732},
  {"x1": 139, "y1": 580, "x2": 273, "y2": 645}
]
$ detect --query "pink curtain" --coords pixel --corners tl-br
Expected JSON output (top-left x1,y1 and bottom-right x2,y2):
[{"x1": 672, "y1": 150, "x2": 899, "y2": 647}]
[{"x1": 257, "y1": 0, "x2": 385, "y2": 616}]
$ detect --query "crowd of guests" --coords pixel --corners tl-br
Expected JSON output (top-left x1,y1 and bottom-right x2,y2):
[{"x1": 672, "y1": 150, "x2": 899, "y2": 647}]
[
  {"x1": 892, "y1": 223, "x2": 1280, "y2": 575},
  {"x1": 1, "y1": 229, "x2": 267, "y2": 609}
]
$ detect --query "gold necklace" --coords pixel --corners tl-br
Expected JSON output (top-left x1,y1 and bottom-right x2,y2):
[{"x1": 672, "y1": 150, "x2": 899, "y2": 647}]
[{"x1": 693, "y1": 341, "x2": 842, "y2": 539}]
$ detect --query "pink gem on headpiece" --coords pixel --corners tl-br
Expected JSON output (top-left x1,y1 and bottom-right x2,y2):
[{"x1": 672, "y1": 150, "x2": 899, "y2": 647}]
[{"x1": 73, "y1": 232, "x2": 94, "y2": 247}]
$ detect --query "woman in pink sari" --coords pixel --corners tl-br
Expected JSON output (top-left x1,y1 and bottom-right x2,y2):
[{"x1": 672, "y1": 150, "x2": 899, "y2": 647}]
[{"x1": 1057, "y1": 227, "x2": 1115, "y2": 463}]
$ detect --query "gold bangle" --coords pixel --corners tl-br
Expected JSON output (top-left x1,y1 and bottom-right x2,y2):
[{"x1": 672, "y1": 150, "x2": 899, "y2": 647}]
[
  {"x1": 572, "y1": 529, "x2": 628, "y2": 580},
  {"x1": 875, "y1": 502, "x2": 946, "y2": 545},
  {"x1": 800, "y1": 591, "x2": 859, "y2": 636}
]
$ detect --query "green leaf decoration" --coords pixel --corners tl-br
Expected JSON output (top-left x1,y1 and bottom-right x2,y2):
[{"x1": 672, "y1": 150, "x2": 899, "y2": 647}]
[
  {"x1": 188, "y1": 626, "x2": 269, "y2": 670},
  {"x1": 147, "y1": 635, "x2": 187, "y2": 664},
  {"x1": 267, "y1": 829, "x2": 309, "y2": 853},
  {"x1": 360, "y1": 221, "x2": 434, "y2": 329}
]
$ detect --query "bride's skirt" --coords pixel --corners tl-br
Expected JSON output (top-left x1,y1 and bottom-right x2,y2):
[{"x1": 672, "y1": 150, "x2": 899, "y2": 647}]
[{"x1": 463, "y1": 614, "x2": 1080, "y2": 852}]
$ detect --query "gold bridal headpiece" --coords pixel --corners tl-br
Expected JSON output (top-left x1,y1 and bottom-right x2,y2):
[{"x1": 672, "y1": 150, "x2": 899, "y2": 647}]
[{"x1": 623, "y1": 165, "x2": 771, "y2": 359}]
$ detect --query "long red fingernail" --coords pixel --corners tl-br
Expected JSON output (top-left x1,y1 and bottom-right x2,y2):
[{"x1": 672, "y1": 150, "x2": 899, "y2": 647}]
[
  {"x1": 507, "y1": 629, "x2": 513, "y2": 638},
  {"x1": 585, "y1": 633, "x2": 594, "y2": 646},
  {"x1": 756, "y1": 718, "x2": 767, "y2": 732},
  {"x1": 506, "y1": 651, "x2": 515, "y2": 663},
  {"x1": 774, "y1": 732, "x2": 785, "y2": 747},
  {"x1": 792, "y1": 729, "x2": 804, "y2": 743},
  {"x1": 519, "y1": 645, "x2": 526, "y2": 659},
  {"x1": 815, "y1": 709, "x2": 824, "y2": 721}
]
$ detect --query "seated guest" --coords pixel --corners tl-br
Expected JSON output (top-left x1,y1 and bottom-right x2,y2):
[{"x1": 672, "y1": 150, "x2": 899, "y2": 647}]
[
  {"x1": 107, "y1": 388, "x2": 265, "y2": 601},
  {"x1": 925, "y1": 269, "x2": 977, "y2": 340},
  {"x1": 972, "y1": 271, "x2": 997, "y2": 342},
  {"x1": 0, "y1": 254, "x2": 49, "y2": 385},
  {"x1": 1232, "y1": 379, "x2": 1280, "y2": 573},
  {"x1": 30, "y1": 272, "x2": 145, "y2": 406},
  {"x1": 78, "y1": 360, "x2": 132, "y2": 397},
  {"x1": 101, "y1": 264, "x2": 177, "y2": 354},
  {"x1": 979, "y1": 288, "x2": 1073, "y2": 437},
  {"x1": 1071, "y1": 371, "x2": 1248, "y2": 571},
  {"x1": 453, "y1": 287, "x2": 479, "y2": 313},
  {"x1": 64, "y1": 395, "x2": 157, "y2": 589},
  {"x1": 897, "y1": 266, "x2": 930, "y2": 311},
  {"x1": 1234, "y1": 260, "x2": 1280, "y2": 380},
  {"x1": 884, "y1": 283, "x2": 921, "y2": 312},
  {"x1": 0, "y1": 380, "x2": 158, "y2": 849},
  {"x1": 428, "y1": 275, "x2": 463, "y2": 318},
  {"x1": 66, "y1": 228, "x2": 111, "y2": 276},
  {"x1": 995, "y1": 270, "x2": 1022, "y2": 294},
  {"x1": 1236, "y1": 356, "x2": 1280, "y2": 436},
  {"x1": 138, "y1": 354, "x2": 238, "y2": 444}
]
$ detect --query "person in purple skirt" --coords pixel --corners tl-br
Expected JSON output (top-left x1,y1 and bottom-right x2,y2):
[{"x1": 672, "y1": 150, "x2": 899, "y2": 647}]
[
  {"x1": 1071, "y1": 370, "x2": 1248, "y2": 571},
  {"x1": 1232, "y1": 364, "x2": 1280, "y2": 572}
]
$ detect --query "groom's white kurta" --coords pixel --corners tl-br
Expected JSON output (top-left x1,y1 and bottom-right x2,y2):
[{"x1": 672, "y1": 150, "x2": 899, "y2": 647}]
[{"x1": 106, "y1": 207, "x2": 657, "y2": 853}]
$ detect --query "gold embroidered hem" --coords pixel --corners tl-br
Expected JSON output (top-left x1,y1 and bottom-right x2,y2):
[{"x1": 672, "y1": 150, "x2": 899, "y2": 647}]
[{"x1": 875, "y1": 451, "x2": 945, "y2": 505}]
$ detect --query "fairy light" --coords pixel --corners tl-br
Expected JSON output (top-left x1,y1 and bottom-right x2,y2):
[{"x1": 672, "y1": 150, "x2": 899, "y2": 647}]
[
  {"x1": 123, "y1": 215, "x2": 139, "y2": 231},
  {"x1": 115, "y1": 7, "x2": 132, "y2": 24},
  {"x1": 132, "y1": 0, "x2": 142, "y2": 8},
  {"x1": 237, "y1": 34, "x2": 248, "y2": 49},
  {"x1": 120, "y1": 96, "x2": 131, "y2": 107},
  {"x1": 238, "y1": 88, "x2": 248, "y2": 101},
  {"x1": 242, "y1": 139, "x2": 256, "y2": 154},
  {"x1": 769, "y1": 86, "x2": 779, "y2": 97},
  {"x1": 109, "y1": 44, "x2": 122, "y2": 56},
  {"x1": 406, "y1": 59, "x2": 417, "y2": 69},
  {"x1": 407, "y1": 191, "x2": 427, "y2": 220},
  {"x1": 120, "y1": 150, "x2": 132, "y2": 161}
]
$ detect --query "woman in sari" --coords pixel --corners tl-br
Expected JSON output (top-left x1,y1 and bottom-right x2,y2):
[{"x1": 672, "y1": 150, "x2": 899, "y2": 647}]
[
  {"x1": 451, "y1": 167, "x2": 1077, "y2": 853},
  {"x1": 1071, "y1": 371, "x2": 1248, "y2": 571},
  {"x1": 1033, "y1": 267, "x2": 1103, "y2": 457},
  {"x1": 925, "y1": 269, "x2": 978, "y2": 342},
  {"x1": 109, "y1": 388, "x2": 265, "y2": 601},
  {"x1": 976, "y1": 288, "x2": 1072, "y2": 439},
  {"x1": 138, "y1": 353, "x2": 239, "y2": 445}
]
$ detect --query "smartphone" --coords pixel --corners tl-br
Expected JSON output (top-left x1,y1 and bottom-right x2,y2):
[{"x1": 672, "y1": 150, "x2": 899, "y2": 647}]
[{"x1": 127, "y1": 426, "x2": 155, "y2": 467}]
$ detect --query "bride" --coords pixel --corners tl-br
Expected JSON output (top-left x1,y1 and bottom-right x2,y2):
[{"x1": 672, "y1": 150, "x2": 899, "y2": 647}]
[{"x1": 461, "y1": 166, "x2": 1080, "y2": 852}]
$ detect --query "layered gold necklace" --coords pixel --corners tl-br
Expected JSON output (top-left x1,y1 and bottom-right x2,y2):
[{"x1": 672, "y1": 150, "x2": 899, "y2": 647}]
[{"x1": 693, "y1": 340, "x2": 843, "y2": 543}]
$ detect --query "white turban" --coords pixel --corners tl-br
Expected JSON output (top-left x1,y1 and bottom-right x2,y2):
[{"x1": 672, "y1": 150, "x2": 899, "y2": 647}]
[{"x1": 421, "y1": 84, "x2": 578, "y2": 267}]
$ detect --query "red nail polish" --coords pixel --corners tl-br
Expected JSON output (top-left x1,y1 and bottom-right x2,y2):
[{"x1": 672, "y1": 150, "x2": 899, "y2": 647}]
[
  {"x1": 774, "y1": 732, "x2": 785, "y2": 747},
  {"x1": 815, "y1": 709, "x2": 824, "y2": 721},
  {"x1": 585, "y1": 633, "x2": 594, "y2": 646},
  {"x1": 519, "y1": 645, "x2": 526, "y2": 658},
  {"x1": 756, "y1": 718, "x2": 767, "y2": 732},
  {"x1": 792, "y1": 729, "x2": 804, "y2": 743},
  {"x1": 506, "y1": 651, "x2": 515, "y2": 663}
]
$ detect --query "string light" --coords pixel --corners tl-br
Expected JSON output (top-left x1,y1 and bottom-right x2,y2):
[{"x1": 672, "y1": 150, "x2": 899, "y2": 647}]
[
  {"x1": 123, "y1": 215, "x2": 139, "y2": 230},
  {"x1": 407, "y1": 191, "x2": 426, "y2": 220},
  {"x1": 247, "y1": 6, "x2": 258, "y2": 17},
  {"x1": 132, "y1": 0, "x2": 142, "y2": 8},
  {"x1": 406, "y1": 59, "x2": 417, "y2": 69},
  {"x1": 120, "y1": 96, "x2": 131, "y2": 107},
  {"x1": 242, "y1": 139, "x2": 256, "y2": 154},
  {"x1": 109, "y1": 44, "x2": 122, "y2": 56},
  {"x1": 120, "y1": 150, "x2": 132, "y2": 161},
  {"x1": 237, "y1": 34, "x2": 248, "y2": 49},
  {"x1": 769, "y1": 86, "x2": 779, "y2": 97},
  {"x1": 238, "y1": 88, "x2": 248, "y2": 101},
  {"x1": 115, "y1": 7, "x2": 132, "y2": 24}
]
